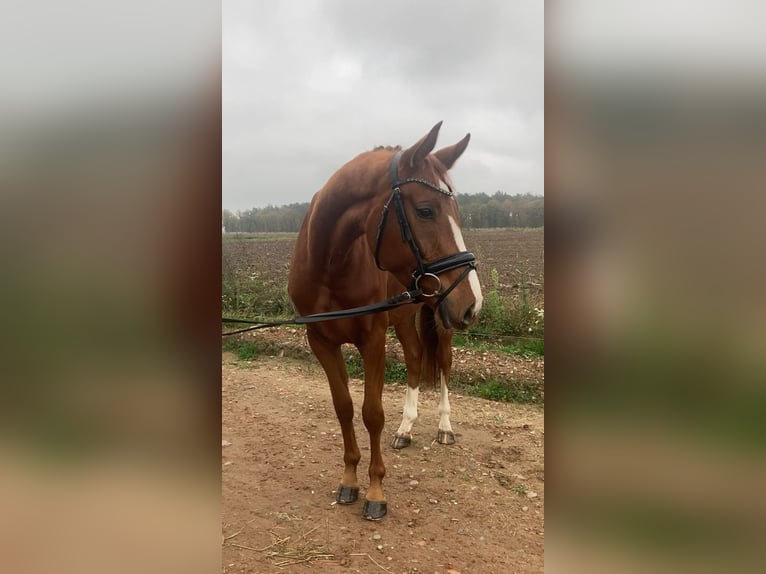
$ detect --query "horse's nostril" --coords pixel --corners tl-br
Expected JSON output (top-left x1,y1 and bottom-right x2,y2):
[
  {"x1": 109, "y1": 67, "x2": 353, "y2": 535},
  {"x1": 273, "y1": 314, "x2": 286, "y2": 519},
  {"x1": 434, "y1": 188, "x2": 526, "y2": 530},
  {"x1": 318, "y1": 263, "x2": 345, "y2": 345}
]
[{"x1": 462, "y1": 303, "x2": 476, "y2": 326}]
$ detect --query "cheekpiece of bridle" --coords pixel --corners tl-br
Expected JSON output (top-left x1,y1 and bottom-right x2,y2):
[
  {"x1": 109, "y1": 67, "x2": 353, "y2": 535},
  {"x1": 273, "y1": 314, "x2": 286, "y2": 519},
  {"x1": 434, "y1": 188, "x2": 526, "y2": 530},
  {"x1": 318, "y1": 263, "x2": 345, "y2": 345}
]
[{"x1": 374, "y1": 150, "x2": 477, "y2": 305}]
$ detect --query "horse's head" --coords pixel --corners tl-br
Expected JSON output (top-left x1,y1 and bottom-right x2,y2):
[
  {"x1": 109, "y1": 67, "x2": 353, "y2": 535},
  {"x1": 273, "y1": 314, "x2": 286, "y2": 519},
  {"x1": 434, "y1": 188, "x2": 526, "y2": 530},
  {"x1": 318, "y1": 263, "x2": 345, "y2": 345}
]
[{"x1": 370, "y1": 122, "x2": 483, "y2": 329}]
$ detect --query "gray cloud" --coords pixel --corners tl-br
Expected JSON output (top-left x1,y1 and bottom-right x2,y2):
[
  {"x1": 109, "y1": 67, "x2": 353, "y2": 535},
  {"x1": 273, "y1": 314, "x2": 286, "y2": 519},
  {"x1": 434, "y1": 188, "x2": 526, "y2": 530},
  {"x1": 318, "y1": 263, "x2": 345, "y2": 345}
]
[{"x1": 223, "y1": 0, "x2": 543, "y2": 210}]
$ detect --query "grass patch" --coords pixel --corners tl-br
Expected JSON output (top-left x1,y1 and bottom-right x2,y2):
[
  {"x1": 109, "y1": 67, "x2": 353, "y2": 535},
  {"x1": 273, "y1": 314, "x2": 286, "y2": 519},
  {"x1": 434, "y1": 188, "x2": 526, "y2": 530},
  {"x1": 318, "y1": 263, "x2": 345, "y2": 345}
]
[
  {"x1": 452, "y1": 332, "x2": 543, "y2": 357},
  {"x1": 512, "y1": 484, "x2": 528, "y2": 496},
  {"x1": 345, "y1": 352, "x2": 408, "y2": 383},
  {"x1": 222, "y1": 337, "x2": 268, "y2": 360},
  {"x1": 468, "y1": 267, "x2": 544, "y2": 342},
  {"x1": 222, "y1": 258, "x2": 294, "y2": 320},
  {"x1": 345, "y1": 354, "x2": 365, "y2": 379},
  {"x1": 385, "y1": 361, "x2": 408, "y2": 382},
  {"x1": 516, "y1": 338, "x2": 544, "y2": 356},
  {"x1": 471, "y1": 379, "x2": 542, "y2": 404},
  {"x1": 222, "y1": 335, "x2": 311, "y2": 362}
]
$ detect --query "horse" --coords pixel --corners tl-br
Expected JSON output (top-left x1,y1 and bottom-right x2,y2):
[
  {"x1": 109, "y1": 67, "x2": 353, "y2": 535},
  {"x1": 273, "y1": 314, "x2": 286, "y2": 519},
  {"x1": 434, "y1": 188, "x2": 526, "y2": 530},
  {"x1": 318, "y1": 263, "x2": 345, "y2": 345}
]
[
  {"x1": 287, "y1": 122, "x2": 483, "y2": 520},
  {"x1": 387, "y1": 277, "x2": 459, "y2": 449}
]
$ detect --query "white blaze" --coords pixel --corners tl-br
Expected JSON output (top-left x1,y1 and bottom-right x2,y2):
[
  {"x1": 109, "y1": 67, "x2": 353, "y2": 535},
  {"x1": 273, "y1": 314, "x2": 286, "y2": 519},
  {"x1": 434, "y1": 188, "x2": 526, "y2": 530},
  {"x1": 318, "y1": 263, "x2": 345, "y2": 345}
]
[
  {"x1": 447, "y1": 215, "x2": 483, "y2": 314},
  {"x1": 395, "y1": 386, "x2": 419, "y2": 436},
  {"x1": 437, "y1": 374, "x2": 453, "y2": 432}
]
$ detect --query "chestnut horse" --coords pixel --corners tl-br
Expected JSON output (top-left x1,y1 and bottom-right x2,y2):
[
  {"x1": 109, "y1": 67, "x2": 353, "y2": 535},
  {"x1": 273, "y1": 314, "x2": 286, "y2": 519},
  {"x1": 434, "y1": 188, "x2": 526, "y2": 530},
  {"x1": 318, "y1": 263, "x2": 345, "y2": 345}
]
[{"x1": 288, "y1": 122, "x2": 482, "y2": 520}]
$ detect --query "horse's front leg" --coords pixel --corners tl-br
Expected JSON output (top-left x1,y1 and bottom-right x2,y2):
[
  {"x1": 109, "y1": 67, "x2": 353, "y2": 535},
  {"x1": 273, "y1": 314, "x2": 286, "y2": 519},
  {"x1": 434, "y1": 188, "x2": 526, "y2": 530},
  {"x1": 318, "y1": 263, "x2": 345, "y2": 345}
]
[
  {"x1": 392, "y1": 319, "x2": 421, "y2": 449},
  {"x1": 307, "y1": 329, "x2": 361, "y2": 505},
  {"x1": 437, "y1": 372, "x2": 456, "y2": 444},
  {"x1": 436, "y1": 330, "x2": 456, "y2": 445},
  {"x1": 359, "y1": 330, "x2": 388, "y2": 520}
]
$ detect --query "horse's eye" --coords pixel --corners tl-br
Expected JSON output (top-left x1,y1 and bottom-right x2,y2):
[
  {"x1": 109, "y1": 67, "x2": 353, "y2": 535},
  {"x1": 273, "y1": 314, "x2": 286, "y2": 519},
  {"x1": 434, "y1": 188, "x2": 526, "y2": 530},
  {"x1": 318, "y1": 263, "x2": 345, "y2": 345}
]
[{"x1": 416, "y1": 207, "x2": 434, "y2": 219}]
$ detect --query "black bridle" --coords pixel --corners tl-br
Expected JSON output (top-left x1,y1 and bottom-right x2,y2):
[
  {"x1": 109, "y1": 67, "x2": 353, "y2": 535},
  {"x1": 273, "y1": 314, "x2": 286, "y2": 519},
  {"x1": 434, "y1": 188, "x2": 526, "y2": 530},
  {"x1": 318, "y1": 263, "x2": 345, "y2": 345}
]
[{"x1": 374, "y1": 150, "x2": 477, "y2": 306}]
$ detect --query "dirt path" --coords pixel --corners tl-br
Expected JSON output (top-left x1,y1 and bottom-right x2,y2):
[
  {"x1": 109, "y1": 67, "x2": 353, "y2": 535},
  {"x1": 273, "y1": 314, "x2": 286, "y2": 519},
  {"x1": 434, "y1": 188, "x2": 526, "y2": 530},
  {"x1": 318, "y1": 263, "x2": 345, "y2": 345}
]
[{"x1": 222, "y1": 356, "x2": 544, "y2": 574}]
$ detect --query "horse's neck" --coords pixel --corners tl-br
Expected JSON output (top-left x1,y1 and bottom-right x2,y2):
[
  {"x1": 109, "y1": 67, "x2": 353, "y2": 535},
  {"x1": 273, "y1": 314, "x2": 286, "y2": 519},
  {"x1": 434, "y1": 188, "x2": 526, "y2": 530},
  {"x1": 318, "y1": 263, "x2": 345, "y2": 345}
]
[
  {"x1": 301, "y1": 152, "x2": 390, "y2": 286},
  {"x1": 307, "y1": 185, "x2": 381, "y2": 274}
]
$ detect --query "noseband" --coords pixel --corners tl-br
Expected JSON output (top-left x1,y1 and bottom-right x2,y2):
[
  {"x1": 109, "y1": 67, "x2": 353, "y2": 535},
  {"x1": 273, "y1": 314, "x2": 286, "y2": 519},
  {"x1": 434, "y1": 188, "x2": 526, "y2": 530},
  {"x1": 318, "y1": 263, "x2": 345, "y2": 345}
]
[{"x1": 374, "y1": 150, "x2": 477, "y2": 305}]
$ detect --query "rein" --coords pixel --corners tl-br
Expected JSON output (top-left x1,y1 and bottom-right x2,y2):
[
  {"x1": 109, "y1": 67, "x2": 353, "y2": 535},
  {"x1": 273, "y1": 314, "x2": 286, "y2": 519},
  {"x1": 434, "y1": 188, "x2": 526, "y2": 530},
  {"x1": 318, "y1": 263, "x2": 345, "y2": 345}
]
[
  {"x1": 222, "y1": 150, "x2": 476, "y2": 337},
  {"x1": 221, "y1": 288, "x2": 422, "y2": 336}
]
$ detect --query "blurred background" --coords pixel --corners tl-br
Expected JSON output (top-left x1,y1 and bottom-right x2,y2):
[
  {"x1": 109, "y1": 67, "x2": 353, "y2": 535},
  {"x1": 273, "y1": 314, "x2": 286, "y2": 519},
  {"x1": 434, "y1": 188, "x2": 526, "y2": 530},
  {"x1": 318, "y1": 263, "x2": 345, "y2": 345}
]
[
  {"x1": 0, "y1": 2, "x2": 220, "y2": 573},
  {"x1": 547, "y1": 1, "x2": 766, "y2": 572}
]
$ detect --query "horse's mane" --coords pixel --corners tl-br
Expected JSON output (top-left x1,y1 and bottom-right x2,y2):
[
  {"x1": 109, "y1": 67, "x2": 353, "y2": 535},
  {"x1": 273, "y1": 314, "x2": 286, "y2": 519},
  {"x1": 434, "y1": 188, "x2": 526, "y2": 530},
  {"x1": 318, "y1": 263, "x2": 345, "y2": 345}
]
[
  {"x1": 370, "y1": 144, "x2": 451, "y2": 181},
  {"x1": 371, "y1": 145, "x2": 402, "y2": 152}
]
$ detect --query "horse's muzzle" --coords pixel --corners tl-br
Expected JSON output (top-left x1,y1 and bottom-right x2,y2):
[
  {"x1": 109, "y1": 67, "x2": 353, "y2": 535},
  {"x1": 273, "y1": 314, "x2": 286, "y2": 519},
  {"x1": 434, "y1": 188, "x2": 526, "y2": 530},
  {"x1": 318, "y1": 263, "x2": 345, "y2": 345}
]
[
  {"x1": 461, "y1": 302, "x2": 477, "y2": 328},
  {"x1": 438, "y1": 299, "x2": 477, "y2": 330}
]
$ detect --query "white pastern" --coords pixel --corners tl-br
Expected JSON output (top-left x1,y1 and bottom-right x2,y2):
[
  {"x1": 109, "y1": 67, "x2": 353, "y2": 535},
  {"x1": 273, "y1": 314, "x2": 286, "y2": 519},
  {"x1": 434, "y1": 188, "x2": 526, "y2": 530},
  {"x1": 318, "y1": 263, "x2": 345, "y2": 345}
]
[
  {"x1": 395, "y1": 386, "x2": 419, "y2": 436},
  {"x1": 438, "y1": 374, "x2": 453, "y2": 432},
  {"x1": 447, "y1": 215, "x2": 484, "y2": 314}
]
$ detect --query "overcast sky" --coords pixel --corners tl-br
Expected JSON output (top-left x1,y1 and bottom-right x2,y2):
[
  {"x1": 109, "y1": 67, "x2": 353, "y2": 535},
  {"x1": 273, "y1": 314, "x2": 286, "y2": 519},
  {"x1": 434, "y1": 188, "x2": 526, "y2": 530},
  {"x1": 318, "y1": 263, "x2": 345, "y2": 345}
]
[{"x1": 223, "y1": 0, "x2": 543, "y2": 211}]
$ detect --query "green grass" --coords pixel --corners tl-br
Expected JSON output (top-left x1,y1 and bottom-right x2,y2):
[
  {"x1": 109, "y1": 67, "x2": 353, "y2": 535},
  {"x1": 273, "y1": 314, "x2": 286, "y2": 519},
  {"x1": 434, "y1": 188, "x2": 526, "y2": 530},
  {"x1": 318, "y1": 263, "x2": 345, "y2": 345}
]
[
  {"x1": 452, "y1": 332, "x2": 543, "y2": 357},
  {"x1": 512, "y1": 484, "x2": 528, "y2": 496},
  {"x1": 471, "y1": 379, "x2": 542, "y2": 404},
  {"x1": 385, "y1": 361, "x2": 408, "y2": 382},
  {"x1": 222, "y1": 335, "x2": 311, "y2": 362},
  {"x1": 222, "y1": 337, "x2": 263, "y2": 360},
  {"x1": 465, "y1": 267, "x2": 544, "y2": 345},
  {"x1": 345, "y1": 353, "x2": 408, "y2": 383},
  {"x1": 221, "y1": 271, "x2": 294, "y2": 320}
]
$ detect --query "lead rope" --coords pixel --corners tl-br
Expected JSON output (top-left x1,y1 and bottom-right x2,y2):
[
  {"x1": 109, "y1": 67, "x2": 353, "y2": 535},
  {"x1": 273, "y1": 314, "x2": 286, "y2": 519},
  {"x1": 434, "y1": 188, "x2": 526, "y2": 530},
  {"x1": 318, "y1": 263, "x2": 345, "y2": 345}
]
[{"x1": 221, "y1": 288, "x2": 422, "y2": 336}]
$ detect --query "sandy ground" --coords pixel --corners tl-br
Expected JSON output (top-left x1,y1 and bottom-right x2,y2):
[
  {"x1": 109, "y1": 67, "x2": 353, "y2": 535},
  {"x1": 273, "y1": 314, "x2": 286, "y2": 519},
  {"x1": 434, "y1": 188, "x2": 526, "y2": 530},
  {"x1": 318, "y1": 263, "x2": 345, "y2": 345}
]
[{"x1": 222, "y1": 355, "x2": 544, "y2": 574}]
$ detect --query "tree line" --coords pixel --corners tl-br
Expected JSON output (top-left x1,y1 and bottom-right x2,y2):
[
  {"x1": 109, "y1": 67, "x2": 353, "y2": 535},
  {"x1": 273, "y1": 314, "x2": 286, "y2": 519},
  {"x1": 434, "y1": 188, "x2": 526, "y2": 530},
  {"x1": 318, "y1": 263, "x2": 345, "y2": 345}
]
[{"x1": 223, "y1": 191, "x2": 543, "y2": 233}]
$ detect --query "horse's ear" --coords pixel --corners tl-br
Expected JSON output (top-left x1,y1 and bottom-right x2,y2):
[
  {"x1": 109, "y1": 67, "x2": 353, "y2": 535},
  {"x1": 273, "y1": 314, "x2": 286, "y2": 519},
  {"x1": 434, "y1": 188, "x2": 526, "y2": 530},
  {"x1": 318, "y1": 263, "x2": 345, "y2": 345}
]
[
  {"x1": 400, "y1": 121, "x2": 443, "y2": 169},
  {"x1": 432, "y1": 133, "x2": 470, "y2": 170}
]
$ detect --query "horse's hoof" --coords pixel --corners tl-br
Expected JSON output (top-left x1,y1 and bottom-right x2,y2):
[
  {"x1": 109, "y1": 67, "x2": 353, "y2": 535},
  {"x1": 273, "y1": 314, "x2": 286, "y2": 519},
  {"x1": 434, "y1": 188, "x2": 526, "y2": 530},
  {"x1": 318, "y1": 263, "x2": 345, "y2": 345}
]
[
  {"x1": 362, "y1": 500, "x2": 387, "y2": 521},
  {"x1": 391, "y1": 434, "x2": 412, "y2": 449},
  {"x1": 436, "y1": 430, "x2": 456, "y2": 445},
  {"x1": 336, "y1": 485, "x2": 359, "y2": 504}
]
